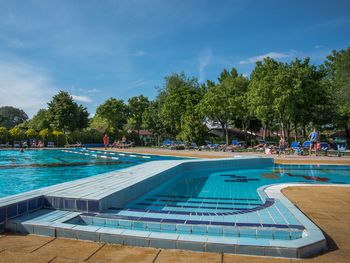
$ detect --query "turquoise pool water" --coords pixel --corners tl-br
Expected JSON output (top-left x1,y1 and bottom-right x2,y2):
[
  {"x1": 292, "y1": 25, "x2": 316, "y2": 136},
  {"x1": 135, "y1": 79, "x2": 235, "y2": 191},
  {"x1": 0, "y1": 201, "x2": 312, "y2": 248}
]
[
  {"x1": 126, "y1": 164, "x2": 350, "y2": 213},
  {"x1": 0, "y1": 149, "x2": 181, "y2": 198},
  {"x1": 67, "y1": 163, "x2": 349, "y2": 241}
]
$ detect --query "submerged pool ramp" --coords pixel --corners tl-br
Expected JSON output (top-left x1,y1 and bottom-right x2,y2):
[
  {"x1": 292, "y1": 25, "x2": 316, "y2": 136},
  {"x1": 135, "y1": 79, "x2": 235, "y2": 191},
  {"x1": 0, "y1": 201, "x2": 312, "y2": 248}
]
[{"x1": 0, "y1": 153, "x2": 329, "y2": 258}]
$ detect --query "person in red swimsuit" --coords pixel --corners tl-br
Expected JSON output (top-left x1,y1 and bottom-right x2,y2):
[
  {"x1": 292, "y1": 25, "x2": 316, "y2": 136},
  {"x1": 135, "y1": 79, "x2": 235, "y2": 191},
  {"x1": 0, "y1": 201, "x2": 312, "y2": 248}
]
[{"x1": 103, "y1": 134, "x2": 109, "y2": 150}]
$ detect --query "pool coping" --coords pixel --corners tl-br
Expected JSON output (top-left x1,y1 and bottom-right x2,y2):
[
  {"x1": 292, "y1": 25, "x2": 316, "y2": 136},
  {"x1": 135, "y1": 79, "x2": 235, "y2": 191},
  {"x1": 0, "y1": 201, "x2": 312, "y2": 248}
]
[{"x1": 1, "y1": 156, "x2": 349, "y2": 258}]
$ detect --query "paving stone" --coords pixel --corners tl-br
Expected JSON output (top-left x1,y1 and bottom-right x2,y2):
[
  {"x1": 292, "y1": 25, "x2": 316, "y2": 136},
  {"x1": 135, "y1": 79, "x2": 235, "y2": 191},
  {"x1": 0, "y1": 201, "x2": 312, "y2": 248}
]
[
  {"x1": 223, "y1": 253, "x2": 291, "y2": 262},
  {"x1": 87, "y1": 244, "x2": 159, "y2": 263},
  {"x1": 0, "y1": 250, "x2": 55, "y2": 263},
  {"x1": 155, "y1": 250, "x2": 222, "y2": 263},
  {"x1": 50, "y1": 256, "x2": 86, "y2": 263},
  {"x1": 32, "y1": 238, "x2": 102, "y2": 260},
  {"x1": 0, "y1": 234, "x2": 54, "y2": 253}
]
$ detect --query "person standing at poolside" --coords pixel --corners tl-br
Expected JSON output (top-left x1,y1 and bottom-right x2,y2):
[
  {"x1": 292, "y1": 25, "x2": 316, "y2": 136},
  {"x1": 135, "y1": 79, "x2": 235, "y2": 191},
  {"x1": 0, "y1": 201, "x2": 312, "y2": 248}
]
[
  {"x1": 278, "y1": 136, "x2": 287, "y2": 157},
  {"x1": 309, "y1": 128, "x2": 319, "y2": 156},
  {"x1": 103, "y1": 134, "x2": 109, "y2": 150}
]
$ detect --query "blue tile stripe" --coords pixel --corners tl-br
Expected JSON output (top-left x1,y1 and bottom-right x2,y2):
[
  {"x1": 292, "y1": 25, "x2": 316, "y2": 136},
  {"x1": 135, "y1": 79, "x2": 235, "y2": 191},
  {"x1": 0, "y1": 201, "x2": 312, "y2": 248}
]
[
  {"x1": 79, "y1": 213, "x2": 305, "y2": 230},
  {"x1": 111, "y1": 198, "x2": 275, "y2": 216},
  {"x1": 153, "y1": 194, "x2": 260, "y2": 201}
]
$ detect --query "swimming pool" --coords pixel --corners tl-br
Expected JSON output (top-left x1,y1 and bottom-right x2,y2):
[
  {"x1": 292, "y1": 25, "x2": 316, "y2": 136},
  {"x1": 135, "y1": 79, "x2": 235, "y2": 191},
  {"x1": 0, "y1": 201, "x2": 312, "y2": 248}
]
[
  {"x1": 0, "y1": 149, "x2": 181, "y2": 198},
  {"x1": 2, "y1": 155, "x2": 349, "y2": 257},
  {"x1": 66, "y1": 162, "x2": 349, "y2": 240}
]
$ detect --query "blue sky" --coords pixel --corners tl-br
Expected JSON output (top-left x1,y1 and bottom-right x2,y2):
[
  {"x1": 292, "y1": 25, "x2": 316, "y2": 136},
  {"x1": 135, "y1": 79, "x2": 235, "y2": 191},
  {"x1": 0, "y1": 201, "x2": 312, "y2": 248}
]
[{"x1": 0, "y1": 0, "x2": 349, "y2": 117}]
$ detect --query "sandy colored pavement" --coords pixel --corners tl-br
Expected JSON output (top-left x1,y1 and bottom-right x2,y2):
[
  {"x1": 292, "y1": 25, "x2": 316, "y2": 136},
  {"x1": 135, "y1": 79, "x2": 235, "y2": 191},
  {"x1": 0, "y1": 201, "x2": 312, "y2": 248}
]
[
  {"x1": 94, "y1": 147, "x2": 350, "y2": 165},
  {"x1": 0, "y1": 187, "x2": 349, "y2": 262}
]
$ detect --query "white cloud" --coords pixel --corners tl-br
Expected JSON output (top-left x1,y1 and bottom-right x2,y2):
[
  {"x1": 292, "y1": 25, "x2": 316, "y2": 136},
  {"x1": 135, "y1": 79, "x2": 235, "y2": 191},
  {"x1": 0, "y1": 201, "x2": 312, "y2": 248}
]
[
  {"x1": 0, "y1": 60, "x2": 56, "y2": 117},
  {"x1": 86, "y1": 88, "x2": 100, "y2": 93},
  {"x1": 71, "y1": 95, "x2": 93, "y2": 103},
  {"x1": 239, "y1": 52, "x2": 290, "y2": 64},
  {"x1": 198, "y1": 49, "x2": 212, "y2": 82},
  {"x1": 129, "y1": 50, "x2": 146, "y2": 57}
]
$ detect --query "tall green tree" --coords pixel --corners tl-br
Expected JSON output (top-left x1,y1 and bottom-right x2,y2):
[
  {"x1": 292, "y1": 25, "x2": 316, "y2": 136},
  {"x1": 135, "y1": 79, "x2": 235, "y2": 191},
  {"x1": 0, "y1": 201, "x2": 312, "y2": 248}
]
[
  {"x1": 95, "y1": 98, "x2": 129, "y2": 136},
  {"x1": 28, "y1": 109, "x2": 50, "y2": 131},
  {"x1": 0, "y1": 126, "x2": 8, "y2": 143},
  {"x1": 128, "y1": 95, "x2": 149, "y2": 134},
  {"x1": 160, "y1": 73, "x2": 205, "y2": 139},
  {"x1": 47, "y1": 91, "x2": 89, "y2": 132},
  {"x1": 142, "y1": 99, "x2": 165, "y2": 145},
  {"x1": 198, "y1": 68, "x2": 248, "y2": 145},
  {"x1": 89, "y1": 115, "x2": 109, "y2": 133},
  {"x1": 325, "y1": 47, "x2": 350, "y2": 137},
  {"x1": 0, "y1": 106, "x2": 28, "y2": 129},
  {"x1": 247, "y1": 58, "x2": 279, "y2": 139}
]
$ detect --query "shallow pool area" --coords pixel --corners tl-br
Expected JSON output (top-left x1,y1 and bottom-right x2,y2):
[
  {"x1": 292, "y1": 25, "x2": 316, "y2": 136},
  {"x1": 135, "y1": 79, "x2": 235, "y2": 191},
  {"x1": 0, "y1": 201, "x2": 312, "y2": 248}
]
[{"x1": 0, "y1": 153, "x2": 349, "y2": 258}]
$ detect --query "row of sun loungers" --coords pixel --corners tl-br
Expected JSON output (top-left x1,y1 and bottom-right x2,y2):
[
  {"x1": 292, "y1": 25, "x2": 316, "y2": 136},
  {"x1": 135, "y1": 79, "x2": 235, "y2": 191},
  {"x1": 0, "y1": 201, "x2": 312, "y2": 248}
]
[{"x1": 0, "y1": 140, "x2": 53, "y2": 148}]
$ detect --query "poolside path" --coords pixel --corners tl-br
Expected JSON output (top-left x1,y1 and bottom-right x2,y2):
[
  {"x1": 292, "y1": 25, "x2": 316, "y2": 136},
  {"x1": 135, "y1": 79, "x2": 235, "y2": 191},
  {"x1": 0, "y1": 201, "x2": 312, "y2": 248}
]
[
  {"x1": 93, "y1": 147, "x2": 350, "y2": 165},
  {"x1": 0, "y1": 187, "x2": 349, "y2": 262}
]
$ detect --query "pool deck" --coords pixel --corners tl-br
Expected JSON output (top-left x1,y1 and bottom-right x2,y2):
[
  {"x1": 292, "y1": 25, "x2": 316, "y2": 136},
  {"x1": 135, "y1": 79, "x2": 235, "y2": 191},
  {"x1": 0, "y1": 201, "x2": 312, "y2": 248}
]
[
  {"x1": 0, "y1": 186, "x2": 349, "y2": 263},
  {"x1": 93, "y1": 147, "x2": 350, "y2": 165}
]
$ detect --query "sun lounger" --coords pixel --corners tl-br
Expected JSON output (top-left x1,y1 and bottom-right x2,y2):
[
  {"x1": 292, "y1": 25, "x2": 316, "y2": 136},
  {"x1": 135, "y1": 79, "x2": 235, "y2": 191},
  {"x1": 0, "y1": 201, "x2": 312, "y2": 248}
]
[
  {"x1": 336, "y1": 142, "x2": 347, "y2": 156},
  {"x1": 21, "y1": 140, "x2": 28, "y2": 148},
  {"x1": 291, "y1": 141, "x2": 303, "y2": 155},
  {"x1": 13, "y1": 141, "x2": 20, "y2": 148},
  {"x1": 302, "y1": 141, "x2": 311, "y2": 149},
  {"x1": 47, "y1": 141, "x2": 55, "y2": 148},
  {"x1": 318, "y1": 142, "x2": 329, "y2": 155},
  {"x1": 0, "y1": 142, "x2": 10, "y2": 148}
]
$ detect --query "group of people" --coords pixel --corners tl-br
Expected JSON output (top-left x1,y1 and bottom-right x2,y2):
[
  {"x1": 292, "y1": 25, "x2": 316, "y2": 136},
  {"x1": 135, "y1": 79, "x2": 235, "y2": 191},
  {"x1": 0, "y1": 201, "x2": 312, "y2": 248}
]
[
  {"x1": 103, "y1": 134, "x2": 127, "y2": 150},
  {"x1": 270, "y1": 128, "x2": 320, "y2": 157}
]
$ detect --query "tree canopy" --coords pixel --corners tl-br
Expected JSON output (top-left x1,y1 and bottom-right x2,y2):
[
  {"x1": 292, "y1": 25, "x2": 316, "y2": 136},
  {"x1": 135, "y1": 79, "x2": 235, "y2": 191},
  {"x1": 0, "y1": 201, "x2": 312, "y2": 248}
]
[
  {"x1": 95, "y1": 98, "x2": 129, "y2": 135},
  {"x1": 0, "y1": 106, "x2": 28, "y2": 129},
  {"x1": 47, "y1": 91, "x2": 89, "y2": 132},
  {"x1": 1, "y1": 46, "x2": 349, "y2": 146}
]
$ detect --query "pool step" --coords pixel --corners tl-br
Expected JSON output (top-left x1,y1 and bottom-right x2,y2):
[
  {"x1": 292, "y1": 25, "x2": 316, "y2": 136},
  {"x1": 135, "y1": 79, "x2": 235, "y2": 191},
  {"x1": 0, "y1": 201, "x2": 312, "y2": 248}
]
[{"x1": 71, "y1": 213, "x2": 304, "y2": 240}]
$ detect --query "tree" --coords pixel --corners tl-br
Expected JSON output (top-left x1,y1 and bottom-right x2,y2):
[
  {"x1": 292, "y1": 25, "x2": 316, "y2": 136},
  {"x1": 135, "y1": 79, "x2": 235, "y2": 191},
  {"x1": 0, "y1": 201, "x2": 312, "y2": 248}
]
[
  {"x1": 160, "y1": 73, "x2": 204, "y2": 138},
  {"x1": 76, "y1": 105, "x2": 89, "y2": 131},
  {"x1": 9, "y1": 127, "x2": 23, "y2": 141},
  {"x1": 52, "y1": 130, "x2": 64, "y2": 146},
  {"x1": 198, "y1": 68, "x2": 247, "y2": 145},
  {"x1": 39, "y1": 128, "x2": 50, "y2": 142},
  {"x1": 142, "y1": 100, "x2": 165, "y2": 145},
  {"x1": 0, "y1": 106, "x2": 28, "y2": 129},
  {"x1": 128, "y1": 95, "x2": 149, "y2": 135},
  {"x1": 47, "y1": 91, "x2": 89, "y2": 132},
  {"x1": 89, "y1": 115, "x2": 109, "y2": 133},
  {"x1": 28, "y1": 109, "x2": 50, "y2": 131},
  {"x1": 247, "y1": 58, "x2": 279, "y2": 139},
  {"x1": 0, "y1": 126, "x2": 8, "y2": 143},
  {"x1": 95, "y1": 98, "x2": 129, "y2": 136},
  {"x1": 25, "y1": 128, "x2": 38, "y2": 139},
  {"x1": 177, "y1": 111, "x2": 208, "y2": 144},
  {"x1": 325, "y1": 47, "x2": 350, "y2": 137}
]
